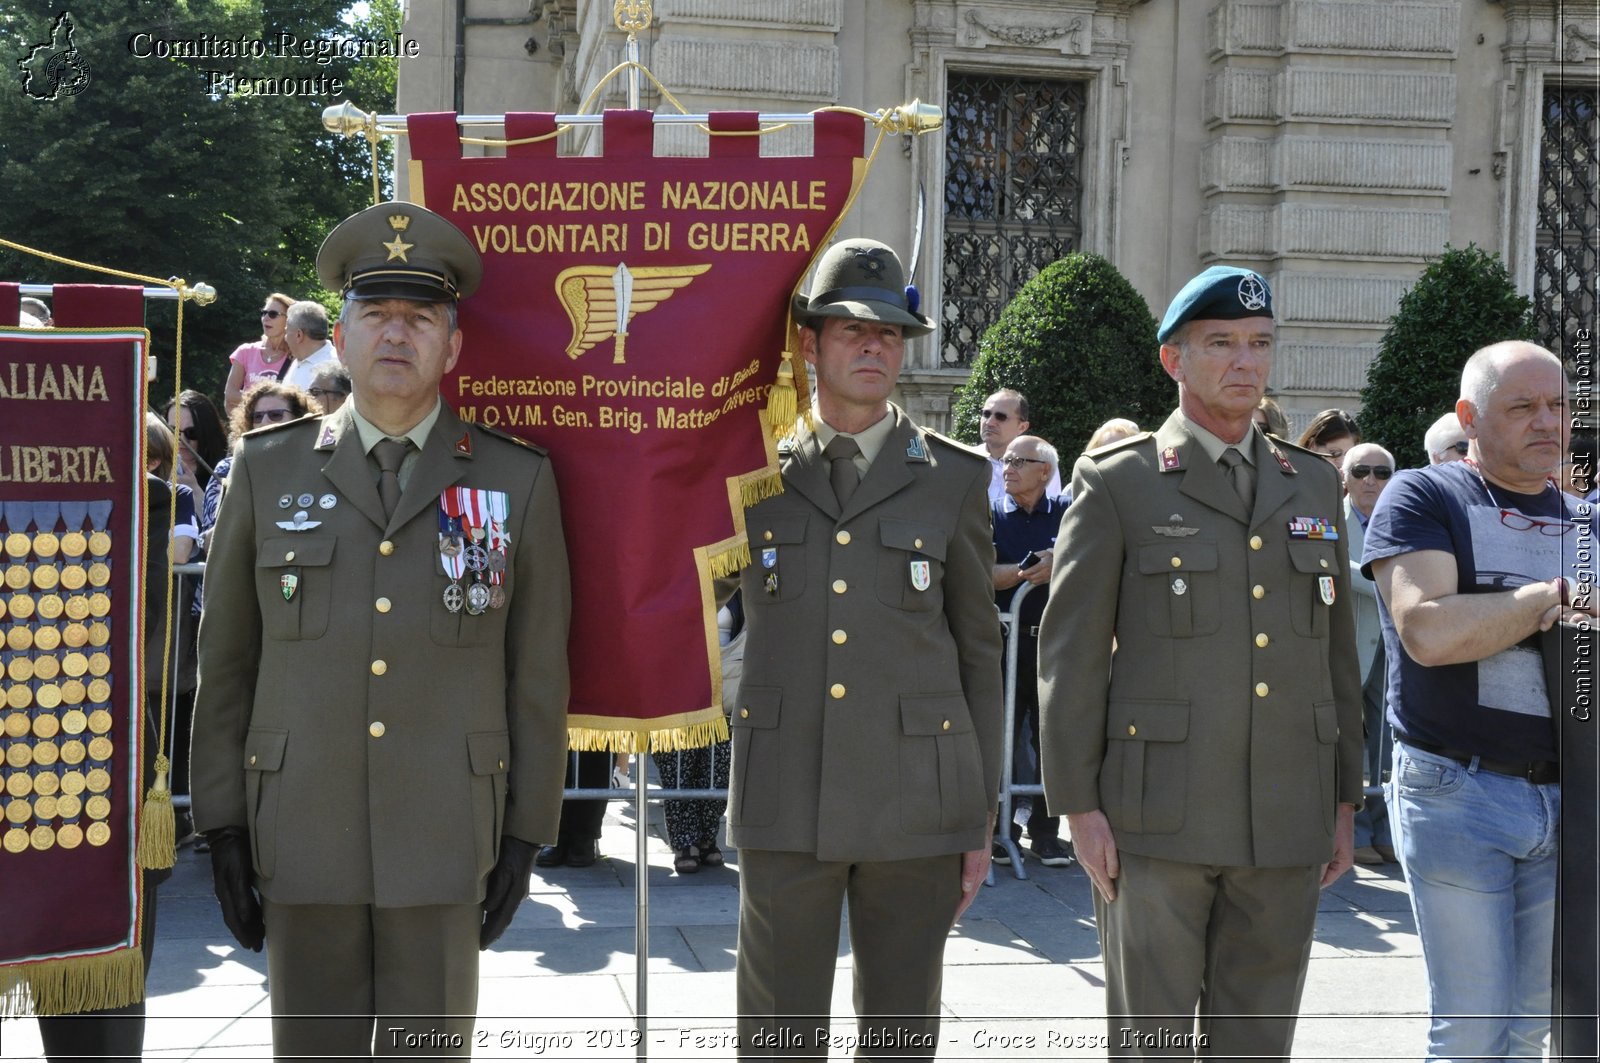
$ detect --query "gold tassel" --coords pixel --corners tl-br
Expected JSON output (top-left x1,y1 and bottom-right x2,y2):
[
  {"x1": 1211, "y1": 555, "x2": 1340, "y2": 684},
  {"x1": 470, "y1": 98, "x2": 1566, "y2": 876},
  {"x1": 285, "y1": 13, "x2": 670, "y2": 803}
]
[
  {"x1": 137, "y1": 757, "x2": 176, "y2": 870},
  {"x1": 739, "y1": 469, "x2": 784, "y2": 509},
  {"x1": 766, "y1": 350, "x2": 797, "y2": 439},
  {"x1": 2, "y1": 949, "x2": 146, "y2": 1018},
  {"x1": 708, "y1": 542, "x2": 752, "y2": 579}
]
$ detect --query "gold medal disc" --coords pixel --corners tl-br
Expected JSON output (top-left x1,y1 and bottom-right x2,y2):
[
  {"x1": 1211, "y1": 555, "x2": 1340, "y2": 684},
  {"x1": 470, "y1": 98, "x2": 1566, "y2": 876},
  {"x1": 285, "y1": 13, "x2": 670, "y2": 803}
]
[
  {"x1": 86, "y1": 679, "x2": 111, "y2": 705},
  {"x1": 36, "y1": 594, "x2": 63, "y2": 620},
  {"x1": 85, "y1": 794, "x2": 110, "y2": 820},
  {"x1": 32, "y1": 770, "x2": 59, "y2": 796},
  {"x1": 32, "y1": 742, "x2": 59, "y2": 767},
  {"x1": 3, "y1": 827, "x2": 29, "y2": 853},
  {"x1": 59, "y1": 770, "x2": 85, "y2": 795},
  {"x1": 62, "y1": 652, "x2": 88, "y2": 677},
  {"x1": 55, "y1": 792, "x2": 81, "y2": 818},
  {"x1": 4, "y1": 534, "x2": 29, "y2": 559},
  {"x1": 5, "y1": 744, "x2": 32, "y2": 769},
  {"x1": 62, "y1": 623, "x2": 88, "y2": 648},
  {"x1": 60, "y1": 531, "x2": 86, "y2": 557},
  {"x1": 5, "y1": 626, "x2": 32, "y2": 652},
  {"x1": 59, "y1": 739, "x2": 86, "y2": 765},
  {"x1": 57, "y1": 822, "x2": 83, "y2": 848},
  {"x1": 29, "y1": 825, "x2": 56, "y2": 851},
  {"x1": 88, "y1": 709, "x2": 112, "y2": 734},
  {"x1": 87, "y1": 652, "x2": 110, "y2": 677},
  {"x1": 87, "y1": 562, "x2": 110, "y2": 587},
  {"x1": 35, "y1": 684, "x2": 61, "y2": 711},
  {"x1": 88, "y1": 621, "x2": 109, "y2": 647},
  {"x1": 89, "y1": 593, "x2": 110, "y2": 617},
  {"x1": 87, "y1": 736, "x2": 114, "y2": 762},
  {"x1": 85, "y1": 767, "x2": 110, "y2": 793},
  {"x1": 4, "y1": 565, "x2": 31, "y2": 590},
  {"x1": 88, "y1": 531, "x2": 112, "y2": 556},
  {"x1": 3, "y1": 711, "x2": 29, "y2": 738},
  {"x1": 58, "y1": 565, "x2": 86, "y2": 591},
  {"x1": 33, "y1": 533, "x2": 59, "y2": 558},
  {"x1": 64, "y1": 594, "x2": 90, "y2": 620},
  {"x1": 32, "y1": 709, "x2": 60, "y2": 736},
  {"x1": 61, "y1": 709, "x2": 87, "y2": 734},
  {"x1": 32, "y1": 653, "x2": 60, "y2": 679},
  {"x1": 60, "y1": 679, "x2": 85, "y2": 705},
  {"x1": 86, "y1": 821, "x2": 110, "y2": 846},
  {"x1": 32, "y1": 626, "x2": 59, "y2": 652},
  {"x1": 33, "y1": 794, "x2": 58, "y2": 819},
  {"x1": 5, "y1": 772, "x2": 32, "y2": 797},
  {"x1": 32, "y1": 565, "x2": 58, "y2": 591},
  {"x1": 5, "y1": 797, "x2": 31, "y2": 823},
  {"x1": 5, "y1": 685, "x2": 31, "y2": 710},
  {"x1": 7, "y1": 594, "x2": 34, "y2": 621},
  {"x1": 5, "y1": 658, "x2": 32, "y2": 683}
]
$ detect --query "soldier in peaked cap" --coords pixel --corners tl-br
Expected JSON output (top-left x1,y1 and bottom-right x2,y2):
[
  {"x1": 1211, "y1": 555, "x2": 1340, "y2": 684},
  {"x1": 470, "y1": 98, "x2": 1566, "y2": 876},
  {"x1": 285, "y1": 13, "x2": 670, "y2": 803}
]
[
  {"x1": 1037, "y1": 265, "x2": 1364, "y2": 1059},
  {"x1": 191, "y1": 202, "x2": 571, "y2": 1056},
  {"x1": 727, "y1": 238, "x2": 1003, "y2": 1058}
]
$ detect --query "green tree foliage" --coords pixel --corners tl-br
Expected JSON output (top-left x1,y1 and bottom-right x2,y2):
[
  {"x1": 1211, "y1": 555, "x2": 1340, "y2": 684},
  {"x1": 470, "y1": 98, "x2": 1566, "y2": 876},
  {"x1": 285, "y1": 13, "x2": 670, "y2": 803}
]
[
  {"x1": 0, "y1": 0, "x2": 399, "y2": 403},
  {"x1": 1359, "y1": 244, "x2": 1534, "y2": 468},
  {"x1": 949, "y1": 253, "x2": 1170, "y2": 459}
]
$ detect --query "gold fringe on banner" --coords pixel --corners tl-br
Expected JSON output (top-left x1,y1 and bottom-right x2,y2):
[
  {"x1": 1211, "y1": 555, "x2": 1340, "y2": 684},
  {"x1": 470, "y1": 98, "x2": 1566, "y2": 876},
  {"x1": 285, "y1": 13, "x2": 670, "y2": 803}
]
[
  {"x1": 136, "y1": 757, "x2": 176, "y2": 870},
  {"x1": 1, "y1": 949, "x2": 146, "y2": 1018},
  {"x1": 738, "y1": 468, "x2": 784, "y2": 510},
  {"x1": 707, "y1": 542, "x2": 751, "y2": 580},
  {"x1": 567, "y1": 715, "x2": 730, "y2": 754}
]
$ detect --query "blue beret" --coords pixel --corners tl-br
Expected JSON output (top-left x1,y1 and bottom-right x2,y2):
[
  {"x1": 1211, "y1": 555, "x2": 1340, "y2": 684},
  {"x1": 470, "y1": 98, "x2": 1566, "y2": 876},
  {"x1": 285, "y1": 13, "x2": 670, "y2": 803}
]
[{"x1": 1157, "y1": 266, "x2": 1273, "y2": 343}]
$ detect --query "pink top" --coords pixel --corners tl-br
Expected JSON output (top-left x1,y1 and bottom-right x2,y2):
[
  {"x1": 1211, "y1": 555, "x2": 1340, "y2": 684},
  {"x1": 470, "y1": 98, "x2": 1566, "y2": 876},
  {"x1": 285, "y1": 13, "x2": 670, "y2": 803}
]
[{"x1": 230, "y1": 341, "x2": 288, "y2": 388}]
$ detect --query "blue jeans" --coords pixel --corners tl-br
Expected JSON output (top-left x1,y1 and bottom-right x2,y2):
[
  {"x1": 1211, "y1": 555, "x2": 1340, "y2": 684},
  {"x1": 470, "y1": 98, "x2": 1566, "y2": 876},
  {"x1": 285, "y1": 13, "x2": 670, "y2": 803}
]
[{"x1": 1391, "y1": 740, "x2": 1560, "y2": 1062}]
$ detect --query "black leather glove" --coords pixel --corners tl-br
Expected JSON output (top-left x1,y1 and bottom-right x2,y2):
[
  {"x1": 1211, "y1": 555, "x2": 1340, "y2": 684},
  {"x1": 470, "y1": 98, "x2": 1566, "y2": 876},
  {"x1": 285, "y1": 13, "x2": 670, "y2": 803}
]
[
  {"x1": 480, "y1": 836, "x2": 537, "y2": 949},
  {"x1": 206, "y1": 826, "x2": 265, "y2": 952}
]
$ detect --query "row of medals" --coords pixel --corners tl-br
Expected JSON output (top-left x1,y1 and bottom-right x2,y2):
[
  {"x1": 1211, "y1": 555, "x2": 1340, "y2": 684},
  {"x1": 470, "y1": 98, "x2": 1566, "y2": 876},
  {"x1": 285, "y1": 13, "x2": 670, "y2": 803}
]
[
  {"x1": 2, "y1": 527, "x2": 116, "y2": 853},
  {"x1": 440, "y1": 532, "x2": 507, "y2": 615}
]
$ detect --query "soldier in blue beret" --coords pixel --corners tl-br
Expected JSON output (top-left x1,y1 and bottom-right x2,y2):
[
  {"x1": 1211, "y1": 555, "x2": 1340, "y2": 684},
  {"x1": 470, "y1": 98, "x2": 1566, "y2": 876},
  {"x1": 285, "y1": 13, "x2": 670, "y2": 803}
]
[{"x1": 1039, "y1": 264, "x2": 1363, "y2": 1058}]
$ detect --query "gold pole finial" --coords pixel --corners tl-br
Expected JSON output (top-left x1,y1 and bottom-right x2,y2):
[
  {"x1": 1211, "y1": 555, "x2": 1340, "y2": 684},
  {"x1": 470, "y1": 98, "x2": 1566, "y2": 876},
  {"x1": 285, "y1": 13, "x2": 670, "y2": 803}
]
[
  {"x1": 323, "y1": 102, "x2": 384, "y2": 204},
  {"x1": 613, "y1": 0, "x2": 652, "y2": 37}
]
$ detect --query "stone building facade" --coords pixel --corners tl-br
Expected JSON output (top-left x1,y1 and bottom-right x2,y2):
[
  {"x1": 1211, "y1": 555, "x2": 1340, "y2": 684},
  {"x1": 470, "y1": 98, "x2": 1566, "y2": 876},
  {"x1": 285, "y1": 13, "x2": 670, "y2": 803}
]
[{"x1": 395, "y1": 0, "x2": 1597, "y2": 436}]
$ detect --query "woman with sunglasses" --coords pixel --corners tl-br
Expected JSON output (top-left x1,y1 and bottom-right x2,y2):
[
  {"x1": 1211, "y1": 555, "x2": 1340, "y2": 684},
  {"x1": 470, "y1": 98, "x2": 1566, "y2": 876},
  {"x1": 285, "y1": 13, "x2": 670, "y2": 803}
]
[
  {"x1": 222, "y1": 292, "x2": 297, "y2": 413},
  {"x1": 165, "y1": 389, "x2": 228, "y2": 507},
  {"x1": 202, "y1": 381, "x2": 321, "y2": 536}
]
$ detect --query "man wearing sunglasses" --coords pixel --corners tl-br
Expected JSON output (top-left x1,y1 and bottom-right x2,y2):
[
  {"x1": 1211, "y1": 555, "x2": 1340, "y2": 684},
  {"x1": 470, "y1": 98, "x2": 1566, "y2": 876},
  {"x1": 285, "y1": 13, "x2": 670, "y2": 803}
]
[
  {"x1": 1341, "y1": 444, "x2": 1397, "y2": 867},
  {"x1": 1424, "y1": 411, "x2": 1470, "y2": 465},
  {"x1": 979, "y1": 389, "x2": 1061, "y2": 505},
  {"x1": 1364, "y1": 341, "x2": 1596, "y2": 1062}
]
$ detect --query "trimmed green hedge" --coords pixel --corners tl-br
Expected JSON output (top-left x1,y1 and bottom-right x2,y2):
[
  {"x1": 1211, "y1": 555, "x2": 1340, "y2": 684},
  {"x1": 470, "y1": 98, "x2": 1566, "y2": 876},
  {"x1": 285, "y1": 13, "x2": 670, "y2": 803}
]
[{"x1": 950, "y1": 253, "x2": 1169, "y2": 457}]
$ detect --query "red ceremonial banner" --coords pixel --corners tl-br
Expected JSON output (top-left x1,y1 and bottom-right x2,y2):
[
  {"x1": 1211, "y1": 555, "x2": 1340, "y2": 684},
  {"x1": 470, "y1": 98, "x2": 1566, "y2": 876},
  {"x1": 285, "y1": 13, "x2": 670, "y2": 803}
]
[
  {"x1": 0, "y1": 287, "x2": 150, "y2": 1015},
  {"x1": 410, "y1": 110, "x2": 865, "y2": 748}
]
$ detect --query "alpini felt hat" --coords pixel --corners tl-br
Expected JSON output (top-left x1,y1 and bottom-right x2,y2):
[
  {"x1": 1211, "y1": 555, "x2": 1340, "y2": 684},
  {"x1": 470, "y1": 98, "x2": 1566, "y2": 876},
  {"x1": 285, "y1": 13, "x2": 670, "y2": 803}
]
[
  {"x1": 317, "y1": 202, "x2": 483, "y2": 302},
  {"x1": 791, "y1": 239, "x2": 933, "y2": 338},
  {"x1": 1158, "y1": 265, "x2": 1274, "y2": 343}
]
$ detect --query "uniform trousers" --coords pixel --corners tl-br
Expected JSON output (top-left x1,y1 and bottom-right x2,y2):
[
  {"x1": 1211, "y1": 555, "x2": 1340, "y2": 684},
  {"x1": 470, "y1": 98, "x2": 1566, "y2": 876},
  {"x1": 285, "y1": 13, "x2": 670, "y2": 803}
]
[
  {"x1": 1091, "y1": 851, "x2": 1321, "y2": 1060},
  {"x1": 261, "y1": 898, "x2": 480, "y2": 1058},
  {"x1": 736, "y1": 849, "x2": 960, "y2": 1060}
]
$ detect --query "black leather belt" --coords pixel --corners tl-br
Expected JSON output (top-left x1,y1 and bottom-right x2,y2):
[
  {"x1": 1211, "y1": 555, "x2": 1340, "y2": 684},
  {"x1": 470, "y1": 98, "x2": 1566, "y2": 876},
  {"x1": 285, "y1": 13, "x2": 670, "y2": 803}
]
[{"x1": 1406, "y1": 738, "x2": 1559, "y2": 784}]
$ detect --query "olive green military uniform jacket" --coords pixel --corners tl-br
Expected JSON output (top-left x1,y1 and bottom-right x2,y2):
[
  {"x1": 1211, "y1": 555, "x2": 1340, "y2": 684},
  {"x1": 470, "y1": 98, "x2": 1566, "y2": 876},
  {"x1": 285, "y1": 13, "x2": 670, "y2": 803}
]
[
  {"x1": 191, "y1": 402, "x2": 572, "y2": 907},
  {"x1": 728, "y1": 405, "x2": 1004, "y2": 862},
  {"x1": 1038, "y1": 412, "x2": 1363, "y2": 868}
]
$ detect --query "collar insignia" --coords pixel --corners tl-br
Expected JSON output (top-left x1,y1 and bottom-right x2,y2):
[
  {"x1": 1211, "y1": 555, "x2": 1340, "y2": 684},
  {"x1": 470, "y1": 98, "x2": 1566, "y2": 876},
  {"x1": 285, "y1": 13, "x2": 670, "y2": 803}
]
[
  {"x1": 1160, "y1": 445, "x2": 1182, "y2": 472},
  {"x1": 905, "y1": 435, "x2": 928, "y2": 461},
  {"x1": 454, "y1": 432, "x2": 473, "y2": 456}
]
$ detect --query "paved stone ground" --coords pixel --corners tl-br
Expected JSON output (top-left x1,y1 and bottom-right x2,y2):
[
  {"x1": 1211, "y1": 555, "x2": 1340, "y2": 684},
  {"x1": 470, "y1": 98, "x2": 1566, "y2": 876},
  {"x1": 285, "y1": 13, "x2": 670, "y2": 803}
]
[{"x1": 3, "y1": 793, "x2": 1428, "y2": 1060}]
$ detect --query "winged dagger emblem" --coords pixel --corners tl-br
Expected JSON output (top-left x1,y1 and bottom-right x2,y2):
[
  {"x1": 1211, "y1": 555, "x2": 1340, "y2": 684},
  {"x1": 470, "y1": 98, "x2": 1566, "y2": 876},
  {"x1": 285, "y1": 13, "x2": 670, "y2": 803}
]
[{"x1": 555, "y1": 262, "x2": 712, "y2": 363}]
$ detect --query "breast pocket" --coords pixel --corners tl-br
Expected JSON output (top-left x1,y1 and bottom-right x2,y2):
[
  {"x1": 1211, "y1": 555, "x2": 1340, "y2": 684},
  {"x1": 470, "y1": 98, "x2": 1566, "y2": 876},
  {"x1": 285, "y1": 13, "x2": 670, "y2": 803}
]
[
  {"x1": 1287, "y1": 541, "x2": 1338, "y2": 638},
  {"x1": 877, "y1": 519, "x2": 947, "y2": 612},
  {"x1": 1138, "y1": 542, "x2": 1220, "y2": 638},
  {"x1": 255, "y1": 536, "x2": 335, "y2": 640},
  {"x1": 747, "y1": 514, "x2": 808, "y2": 603}
]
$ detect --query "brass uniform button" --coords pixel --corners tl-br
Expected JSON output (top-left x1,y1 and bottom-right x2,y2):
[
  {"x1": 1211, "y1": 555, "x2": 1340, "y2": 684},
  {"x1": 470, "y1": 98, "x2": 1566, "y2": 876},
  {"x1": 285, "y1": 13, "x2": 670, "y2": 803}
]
[
  {"x1": 832, "y1": 579, "x2": 847, "y2": 594},
  {"x1": 498, "y1": 760, "x2": 505, "y2": 771},
  {"x1": 1319, "y1": 558, "x2": 1329, "y2": 569},
  {"x1": 762, "y1": 530, "x2": 773, "y2": 542},
  {"x1": 1249, "y1": 536, "x2": 1263, "y2": 550},
  {"x1": 836, "y1": 530, "x2": 851, "y2": 545},
  {"x1": 379, "y1": 540, "x2": 396, "y2": 556},
  {"x1": 1252, "y1": 585, "x2": 1265, "y2": 599},
  {"x1": 831, "y1": 629, "x2": 847, "y2": 645},
  {"x1": 830, "y1": 683, "x2": 846, "y2": 699},
  {"x1": 284, "y1": 551, "x2": 296, "y2": 563},
  {"x1": 914, "y1": 538, "x2": 924, "y2": 549},
  {"x1": 942, "y1": 720, "x2": 951, "y2": 731},
  {"x1": 1255, "y1": 633, "x2": 1269, "y2": 648},
  {"x1": 375, "y1": 597, "x2": 392, "y2": 613},
  {"x1": 1128, "y1": 725, "x2": 1138, "y2": 736},
  {"x1": 249, "y1": 754, "x2": 257, "y2": 766},
  {"x1": 369, "y1": 721, "x2": 386, "y2": 738},
  {"x1": 1170, "y1": 556, "x2": 1182, "y2": 569},
  {"x1": 739, "y1": 708, "x2": 749, "y2": 719},
  {"x1": 371, "y1": 660, "x2": 387, "y2": 676},
  {"x1": 1255, "y1": 683, "x2": 1269, "y2": 698}
]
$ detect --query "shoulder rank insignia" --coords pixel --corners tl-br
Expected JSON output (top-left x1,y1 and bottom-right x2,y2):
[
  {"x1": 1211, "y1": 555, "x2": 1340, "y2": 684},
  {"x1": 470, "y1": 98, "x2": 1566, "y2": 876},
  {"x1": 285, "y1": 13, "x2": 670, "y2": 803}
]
[
  {"x1": 316, "y1": 421, "x2": 337, "y2": 449},
  {"x1": 1160, "y1": 446, "x2": 1182, "y2": 472},
  {"x1": 1270, "y1": 446, "x2": 1295, "y2": 474},
  {"x1": 905, "y1": 435, "x2": 928, "y2": 461}
]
